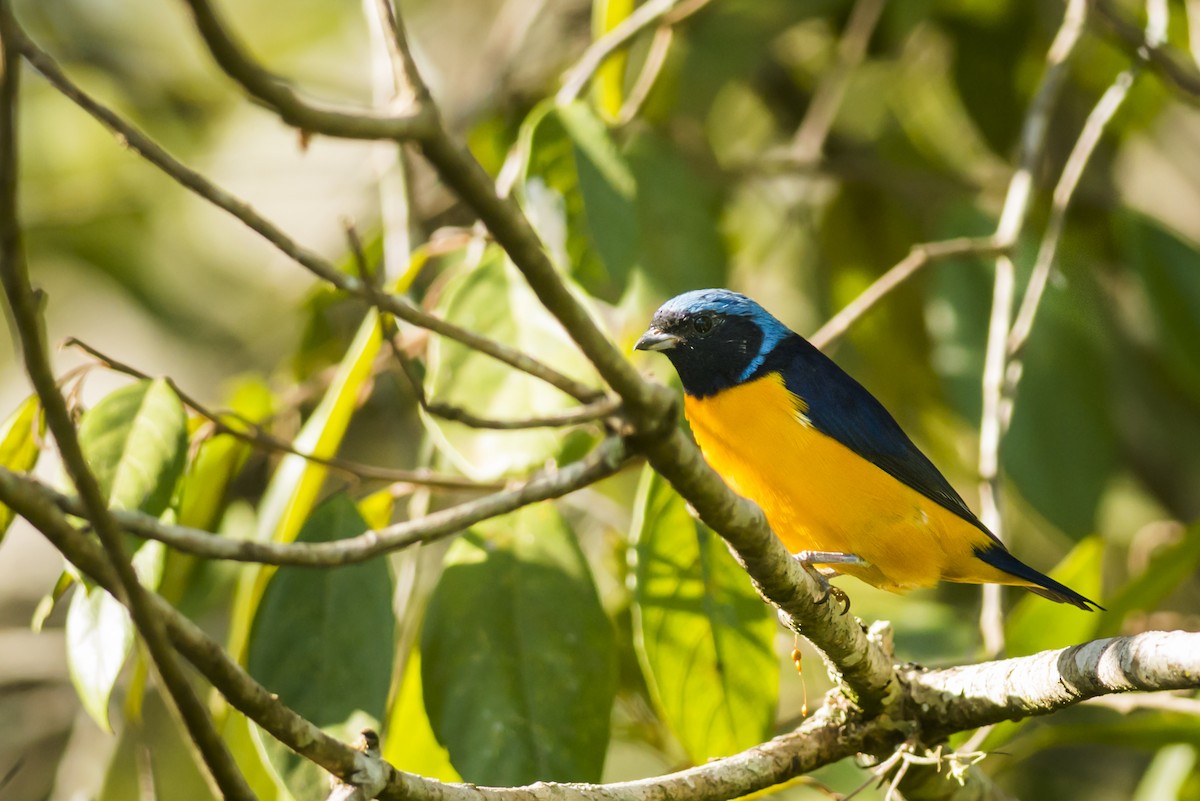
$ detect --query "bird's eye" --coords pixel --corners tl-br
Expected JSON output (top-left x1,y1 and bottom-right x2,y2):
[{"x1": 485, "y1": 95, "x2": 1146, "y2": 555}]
[{"x1": 692, "y1": 314, "x2": 714, "y2": 335}]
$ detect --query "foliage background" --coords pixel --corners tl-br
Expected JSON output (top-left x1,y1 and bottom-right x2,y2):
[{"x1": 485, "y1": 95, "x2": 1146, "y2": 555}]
[{"x1": 1, "y1": 0, "x2": 1199, "y2": 799}]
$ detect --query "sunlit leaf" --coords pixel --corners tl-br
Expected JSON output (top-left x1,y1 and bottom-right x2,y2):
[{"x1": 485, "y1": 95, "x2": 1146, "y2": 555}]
[
  {"x1": 521, "y1": 100, "x2": 638, "y2": 302},
  {"x1": 65, "y1": 539, "x2": 166, "y2": 731},
  {"x1": 424, "y1": 248, "x2": 601, "y2": 480},
  {"x1": 1132, "y1": 744, "x2": 1198, "y2": 801},
  {"x1": 228, "y1": 310, "x2": 383, "y2": 663},
  {"x1": 630, "y1": 467, "x2": 778, "y2": 762},
  {"x1": 0, "y1": 395, "x2": 44, "y2": 540},
  {"x1": 383, "y1": 646, "x2": 462, "y2": 783},
  {"x1": 97, "y1": 690, "x2": 219, "y2": 801},
  {"x1": 421, "y1": 504, "x2": 616, "y2": 785},
  {"x1": 77, "y1": 378, "x2": 188, "y2": 516},
  {"x1": 591, "y1": 0, "x2": 633, "y2": 120}
]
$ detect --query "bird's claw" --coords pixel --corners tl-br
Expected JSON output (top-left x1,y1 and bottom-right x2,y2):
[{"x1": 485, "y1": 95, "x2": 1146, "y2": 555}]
[{"x1": 794, "y1": 552, "x2": 853, "y2": 615}]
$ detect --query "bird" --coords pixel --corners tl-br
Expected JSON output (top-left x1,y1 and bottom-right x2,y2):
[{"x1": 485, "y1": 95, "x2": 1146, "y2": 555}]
[{"x1": 634, "y1": 288, "x2": 1101, "y2": 611}]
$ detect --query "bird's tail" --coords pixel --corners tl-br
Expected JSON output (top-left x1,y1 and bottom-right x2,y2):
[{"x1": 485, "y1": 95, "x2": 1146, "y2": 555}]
[{"x1": 973, "y1": 544, "x2": 1104, "y2": 611}]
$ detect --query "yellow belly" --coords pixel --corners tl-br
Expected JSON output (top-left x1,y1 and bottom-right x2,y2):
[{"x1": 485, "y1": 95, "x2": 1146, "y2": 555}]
[{"x1": 684, "y1": 373, "x2": 1021, "y2": 593}]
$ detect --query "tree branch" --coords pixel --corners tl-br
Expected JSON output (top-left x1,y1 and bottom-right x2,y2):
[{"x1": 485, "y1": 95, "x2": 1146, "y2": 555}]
[
  {"x1": 13, "y1": 27, "x2": 599, "y2": 405},
  {"x1": 0, "y1": 436, "x2": 632, "y2": 566},
  {"x1": 0, "y1": 6, "x2": 253, "y2": 798}
]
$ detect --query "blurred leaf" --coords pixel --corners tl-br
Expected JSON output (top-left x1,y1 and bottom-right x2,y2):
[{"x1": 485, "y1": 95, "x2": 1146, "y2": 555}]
[
  {"x1": 248, "y1": 494, "x2": 394, "y2": 728},
  {"x1": 1133, "y1": 744, "x2": 1198, "y2": 801},
  {"x1": 1002, "y1": 301, "x2": 1119, "y2": 538},
  {"x1": 421, "y1": 504, "x2": 616, "y2": 785},
  {"x1": 591, "y1": 0, "x2": 633, "y2": 120},
  {"x1": 521, "y1": 100, "x2": 638, "y2": 302},
  {"x1": 1094, "y1": 522, "x2": 1200, "y2": 639},
  {"x1": 624, "y1": 128, "x2": 727, "y2": 297},
  {"x1": 31, "y1": 569, "x2": 74, "y2": 633},
  {"x1": 0, "y1": 395, "x2": 44, "y2": 541},
  {"x1": 97, "y1": 690, "x2": 219, "y2": 801},
  {"x1": 424, "y1": 249, "x2": 601, "y2": 479},
  {"x1": 630, "y1": 467, "x2": 778, "y2": 762},
  {"x1": 65, "y1": 539, "x2": 165, "y2": 731},
  {"x1": 383, "y1": 646, "x2": 462, "y2": 782},
  {"x1": 356, "y1": 488, "x2": 396, "y2": 531},
  {"x1": 1004, "y1": 536, "x2": 1105, "y2": 657},
  {"x1": 220, "y1": 711, "x2": 290, "y2": 801},
  {"x1": 77, "y1": 378, "x2": 188, "y2": 517},
  {"x1": 1119, "y1": 214, "x2": 1200, "y2": 398}
]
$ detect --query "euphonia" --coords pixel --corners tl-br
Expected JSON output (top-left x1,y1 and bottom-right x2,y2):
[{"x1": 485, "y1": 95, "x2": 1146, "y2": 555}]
[{"x1": 635, "y1": 289, "x2": 1100, "y2": 610}]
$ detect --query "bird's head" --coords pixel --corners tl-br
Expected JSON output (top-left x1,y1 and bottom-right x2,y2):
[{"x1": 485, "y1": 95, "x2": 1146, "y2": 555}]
[{"x1": 634, "y1": 289, "x2": 791, "y2": 398}]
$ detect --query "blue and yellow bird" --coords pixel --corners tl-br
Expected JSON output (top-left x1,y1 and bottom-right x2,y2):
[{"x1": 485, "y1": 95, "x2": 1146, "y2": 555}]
[{"x1": 635, "y1": 289, "x2": 1100, "y2": 610}]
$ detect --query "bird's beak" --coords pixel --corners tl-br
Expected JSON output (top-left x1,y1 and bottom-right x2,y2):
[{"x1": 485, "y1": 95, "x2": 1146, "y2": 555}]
[{"x1": 634, "y1": 327, "x2": 681, "y2": 352}]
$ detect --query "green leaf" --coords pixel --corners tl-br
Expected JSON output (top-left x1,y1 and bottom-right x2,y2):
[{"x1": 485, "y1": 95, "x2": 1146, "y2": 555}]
[
  {"x1": 176, "y1": 377, "x2": 274, "y2": 531},
  {"x1": 521, "y1": 101, "x2": 638, "y2": 302},
  {"x1": 1005, "y1": 536, "x2": 1105, "y2": 657},
  {"x1": 630, "y1": 467, "x2": 778, "y2": 762},
  {"x1": 1133, "y1": 744, "x2": 1198, "y2": 801},
  {"x1": 98, "y1": 690, "x2": 220, "y2": 801},
  {"x1": 421, "y1": 504, "x2": 616, "y2": 785},
  {"x1": 228, "y1": 310, "x2": 383, "y2": 663},
  {"x1": 65, "y1": 539, "x2": 166, "y2": 731},
  {"x1": 0, "y1": 395, "x2": 44, "y2": 540},
  {"x1": 1093, "y1": 522, "x2": 1200, "y2": 639},
  {"x1": 77, "y1": 378, "x2": 188, "y2": 516},
  {"x1": 383, "y1": 646, "x2": 462, "y2": 783},
  {"x1": 1120, "y1": 214, "x2": 1200, "y2": 398},
  {"x1": 590, "y1": 0, "x2": 633, "y2": 120},
  {"x1": 257, "y1": 311, "x2": 383, "y2": 544},
  {"x1": 248, "y1": 494, "x2": 394, "y2": 729},
  {"x1": 424, "y1": 249, "x2": 601, "y2": 480}
]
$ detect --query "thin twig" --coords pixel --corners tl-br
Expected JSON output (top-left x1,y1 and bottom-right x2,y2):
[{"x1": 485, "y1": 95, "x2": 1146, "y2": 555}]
[
  {"x1": 383, "y1": 333, "x2": 622, "y2": 430},
  {"x1": 614, "y1": 0, "x2": 716, "y2": 124},
  {"x1": 1092, "y1": 0, "x2": 1200, "y2": 103},
  {"x1": 14, "y1": 31, "x2": 598, "y2": 404},
  {"x1": 977, "y1": 254, "x2": 1016, "y2": 656},
  {"x1": 809, "y1": 236, "x2": 1007, "y2": 349},
  {"x1": 557, "y1": 0, "x2": 682, "y2": 106},
  {"x1": 1, "y1": 436, "x2": 632, "y2": 566},
  {"x1": 65, "y1": 337, "x2": 499, "y2": 491},
  {"x1": 790, "y1": 0, "x2": 888, "y2": 163},
  {"x1": 0, "y1": 8, "x2": 253, "y2": 798}
]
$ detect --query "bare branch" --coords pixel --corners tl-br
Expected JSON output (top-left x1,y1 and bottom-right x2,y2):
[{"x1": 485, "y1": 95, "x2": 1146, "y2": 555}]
[
  {"x1": 809, "y1": 237, "x2": 1007, "y2": 349},
  {"x1": 789, "y1": 0, "x2": 888, "y2": 164},
  {"x1": 178, "y1": 0, "x2": 435, "y2": 138},
  {"x1": 0, "y1": 436, "x2": 632, "y2": 566},
  {"x1": 14, "y1": 29, "x2": 599, "y2": 404},
  {"x1": 1092, "y1": 0, "x2": 1200, "y2": 103}
]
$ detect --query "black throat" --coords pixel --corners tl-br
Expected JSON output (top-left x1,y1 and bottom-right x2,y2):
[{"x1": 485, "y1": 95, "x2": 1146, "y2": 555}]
[{"x1": 663, "y1": 316, "x2": 766, "y2": 398}]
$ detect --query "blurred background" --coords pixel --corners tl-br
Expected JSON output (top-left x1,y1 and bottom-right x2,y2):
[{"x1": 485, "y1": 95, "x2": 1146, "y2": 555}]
[{"x1": 2, "y1": 0, "x2": 1200, "y2": 799}]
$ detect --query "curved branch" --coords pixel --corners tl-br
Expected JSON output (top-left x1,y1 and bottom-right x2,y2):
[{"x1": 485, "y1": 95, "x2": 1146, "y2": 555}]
[
  {"x1": 0, "y1": 437, "x2": 631, "y2": 566},
  {"x1": 179, "y1": 0, "x2": 436, "y2": 138}
]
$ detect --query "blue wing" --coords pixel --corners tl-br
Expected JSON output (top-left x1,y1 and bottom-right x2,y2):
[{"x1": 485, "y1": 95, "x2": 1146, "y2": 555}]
[{"x1": 763, "y1": 334, "x2": 996, "y2": 540}]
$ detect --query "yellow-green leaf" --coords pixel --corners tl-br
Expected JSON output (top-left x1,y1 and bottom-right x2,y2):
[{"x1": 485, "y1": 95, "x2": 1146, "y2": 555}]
[{"x1": 0, "y1": 395, "x2": 44, "y2": 541}]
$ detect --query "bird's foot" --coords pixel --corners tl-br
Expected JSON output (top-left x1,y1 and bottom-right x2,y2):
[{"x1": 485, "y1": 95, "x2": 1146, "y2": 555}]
[{"x1": 793, "y1": 551, "x2": 865, "y2": 615}]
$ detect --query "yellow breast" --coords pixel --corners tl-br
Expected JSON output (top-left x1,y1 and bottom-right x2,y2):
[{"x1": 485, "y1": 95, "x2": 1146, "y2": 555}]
[{"x1": 683, "y1": 373, "x2": 1003, "y2": 593}]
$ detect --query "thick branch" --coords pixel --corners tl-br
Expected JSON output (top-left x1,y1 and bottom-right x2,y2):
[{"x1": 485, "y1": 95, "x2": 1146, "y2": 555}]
[{"x1": 906, "y1": 630, "x2": 1200, "y2": 739}]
